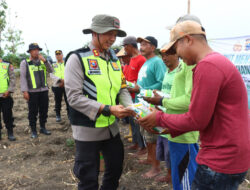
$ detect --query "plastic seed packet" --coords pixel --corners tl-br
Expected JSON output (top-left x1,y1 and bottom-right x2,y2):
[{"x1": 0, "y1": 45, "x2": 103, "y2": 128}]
[
  {"x1": 126, "y1": 81, "x2": 135, "y2": 88},
  {"x1": 127, "y1": 102, "x2": 151, "y2": 120},
  {"x1": 127, "y1": 99, "x2": 169, "y2": 134},
  {"x1": 153, "y1": 126, "x2": 169, "y2": 134},
  {"x1": 138, "y1": 89, "x2": 154, "y2": 97},
  {"x1": 138, "y1": 89, "x2": 171, "y2": 99}
]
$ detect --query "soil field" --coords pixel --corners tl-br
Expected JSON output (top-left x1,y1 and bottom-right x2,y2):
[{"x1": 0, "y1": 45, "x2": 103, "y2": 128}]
[{"x1": 0, "y1": 77, "x2": 249, "y2": 190}]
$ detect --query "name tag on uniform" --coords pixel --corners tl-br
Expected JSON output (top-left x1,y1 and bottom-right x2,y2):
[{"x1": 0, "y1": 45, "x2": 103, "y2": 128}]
[{"x1": 88, "y1": 59, "x2": 102, "y2": 75}]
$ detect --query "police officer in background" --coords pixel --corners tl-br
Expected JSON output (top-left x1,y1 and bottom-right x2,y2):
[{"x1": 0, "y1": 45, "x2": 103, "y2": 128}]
[
  {"x1": 0, "y1": 59, "x2": 16, "y2": 141},
  {"x1": 50, "y1": 50, "x2": 69, "y2": 122},
  {"x1": 20, "y1": 43, "x2": 54, "y2": 138},
  {"x1": 65, "y1": 14, "x2": 134, "y2": 190}
]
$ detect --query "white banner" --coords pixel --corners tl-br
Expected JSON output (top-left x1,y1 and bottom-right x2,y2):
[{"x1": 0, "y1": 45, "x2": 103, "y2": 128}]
[{"x1": 209, "y1": 35, "x2": 250, "y2": 109}]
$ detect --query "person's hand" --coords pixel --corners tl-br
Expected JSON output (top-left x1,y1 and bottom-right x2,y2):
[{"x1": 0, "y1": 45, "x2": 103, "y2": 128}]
[
  {"x1": 110, "y1": 105, "x2": 135, "y2": 119},
  {"x1": 38, "y1": 54, "x2": 47, "y2": 62},
  {"x1": 2, "y1": 91, "x2": 10, "y2": 98},
  {"x1": 23, "y1": 91, "x2": 30, "y2": 101},
  {"x1": 127, "y1": 87, "x2": 134, "y2": 93},
  {"x1": 138, "y1": 108, "x2": 169, "y2": 134},
  {"x1": 59, "y1": 79, "x2": 64, "y2": 88},
  {"x1": 143, "y1": 90, "x2": 162, "y2": 105},
  {"x1": 128, "y1": 83, "x2": 140, "y2": 93}
]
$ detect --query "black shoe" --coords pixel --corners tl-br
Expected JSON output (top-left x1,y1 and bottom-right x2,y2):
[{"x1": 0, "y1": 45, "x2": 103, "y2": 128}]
[
  {"x1": 7, "y1": 129, "x2": 16, "y2": 141},
  {"x1": 31, "y1": 131, "x2": 38, "y2": 138},
  {"x1": 40, "y1": 128, "x2": 51, "y2": 135},
  {"x1": 56, "y1": 115, "x2": 61, "y2": 122},
  {"x1": 0, "y1": 130, "x2": 2, "y2": 140}
]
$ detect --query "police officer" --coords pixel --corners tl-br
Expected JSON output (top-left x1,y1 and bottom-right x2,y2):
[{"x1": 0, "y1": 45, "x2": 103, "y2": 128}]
[
  {"x1": 0, "y1": 59, "x2": 16, "y2": 141},
  {"x1": 20, "y1": 43, "x2": 54, "y2": 138},
  {"x1": 50, "y1": 50, "x2": 69, "y2": 122},
  {"x1": 65, "y1": 14, "x2": 134, "y2": 190}
]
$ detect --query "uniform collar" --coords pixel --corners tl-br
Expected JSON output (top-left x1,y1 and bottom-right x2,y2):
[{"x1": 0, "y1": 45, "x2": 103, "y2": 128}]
[{"x1": 88, "y1": 42, "x2": 110, "y2": 61}]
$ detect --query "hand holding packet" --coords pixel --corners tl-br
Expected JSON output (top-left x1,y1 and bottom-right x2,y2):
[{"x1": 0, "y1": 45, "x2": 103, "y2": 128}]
[
  {"x1": 126, "y1": 101, "x2": 152, "y2": 120},
  {"x1": 153, "y1": 126, "x2": 169, "y2": 134},
  {"x1": 126, "y1": 99, "x2": 167, "y2": 134}
]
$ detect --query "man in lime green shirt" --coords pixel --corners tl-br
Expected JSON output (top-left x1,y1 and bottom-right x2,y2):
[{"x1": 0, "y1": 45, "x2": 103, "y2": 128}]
[
  {"x1": 153, "y1": 51, "x2": 179, "y2": 183},
  {"x1": 144, "y1": 52, "x2": 199, "y2": 189}
]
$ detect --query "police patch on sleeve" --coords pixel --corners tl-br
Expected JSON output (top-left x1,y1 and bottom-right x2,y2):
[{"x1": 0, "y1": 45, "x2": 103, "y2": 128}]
[
  {"x1": 111, "y1": 62, "x2": 120, "y2": 71},
  {"x1": 87, "y1": 59, "x2": 101, "y2": 75}
]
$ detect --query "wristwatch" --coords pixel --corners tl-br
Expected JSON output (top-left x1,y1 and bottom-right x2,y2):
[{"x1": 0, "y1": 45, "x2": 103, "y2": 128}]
[
  {"x1": 102, "y1": 105, "x2": 111, "y2": 116},
  {"x1": 160, "y1": 97, "x2": 164, "y2": 106}
]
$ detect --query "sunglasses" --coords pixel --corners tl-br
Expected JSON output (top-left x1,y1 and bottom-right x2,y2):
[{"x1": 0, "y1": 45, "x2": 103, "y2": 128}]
[{"x1": 56, "y1": 53, "x2": 62, "y2": 55}]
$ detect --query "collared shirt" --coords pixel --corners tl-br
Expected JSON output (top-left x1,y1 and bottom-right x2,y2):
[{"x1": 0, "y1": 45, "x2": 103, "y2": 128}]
[
  {"x1": 64, "y1": 42, "x2": 133, "y2": 141},
  {"x1": 50, "y1": 61, "x2": 65, "y2": 87},
  {"x1": 20, "y1": 59, "x2": 54, "y2": 92},
  {"x1": 0, "y1": 63, "x2": 15, "y2": 97}
]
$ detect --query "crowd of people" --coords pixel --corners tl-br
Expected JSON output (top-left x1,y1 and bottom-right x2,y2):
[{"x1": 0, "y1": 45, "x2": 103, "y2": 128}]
[
  {"x1": 0, "y1": 43, "x2": 69, "y2": 139},
  {"x1": 0, "y1": 13, "x2": 249, "y2": 190}
]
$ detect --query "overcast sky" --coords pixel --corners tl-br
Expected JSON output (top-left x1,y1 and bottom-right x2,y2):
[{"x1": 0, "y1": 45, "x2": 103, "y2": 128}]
[{"x1": 5, "y1": 0, "x2": 250, "y2": 60}]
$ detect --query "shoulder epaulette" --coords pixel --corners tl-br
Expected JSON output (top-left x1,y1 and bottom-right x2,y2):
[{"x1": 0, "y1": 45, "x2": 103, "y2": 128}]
[{"x1": 65, "y1": 47, "x2": 92, "y2": 64}]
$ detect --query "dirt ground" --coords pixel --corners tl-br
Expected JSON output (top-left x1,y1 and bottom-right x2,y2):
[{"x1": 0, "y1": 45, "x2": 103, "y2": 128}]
[{"x1": 0, "y1": 77, "x2": 249, "y2": 190}]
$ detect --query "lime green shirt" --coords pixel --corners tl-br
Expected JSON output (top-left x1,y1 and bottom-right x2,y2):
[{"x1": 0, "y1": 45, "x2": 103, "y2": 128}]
[
  {"x1": 162, "y1": 61, "x2": 199, "y2": 144},
  {"x1": 161, "y1": 66, "x2": 178, "y2": 95}
]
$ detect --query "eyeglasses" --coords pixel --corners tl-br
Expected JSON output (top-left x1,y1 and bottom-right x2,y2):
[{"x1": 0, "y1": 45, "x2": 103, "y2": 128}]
[{"x1": 56, "y1": 53, "x2": 62, "y2": 55}]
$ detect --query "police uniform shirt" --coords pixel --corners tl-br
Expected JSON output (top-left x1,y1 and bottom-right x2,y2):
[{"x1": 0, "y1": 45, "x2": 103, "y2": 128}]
[
  {"x1": 0, "y1": 63, "x2": 15, "y2": 97},
  {"x1": 20, "y1": 59, "x2": 54, "y2": 92},
  {"x1": 64, "y1": 43, "x2": 133, "y2": 142}
]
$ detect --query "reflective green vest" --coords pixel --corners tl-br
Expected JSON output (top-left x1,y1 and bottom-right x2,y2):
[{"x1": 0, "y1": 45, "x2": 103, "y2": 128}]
[
  {"x1": 26, "y1": 59, "x2": 47, "y2": 89},
  {"x1": 53, "y1": 62, "x2": 65, "y2": 79},
  {"x1": 0, "y1": 62, "x2": 10, "y2": 93},
  {"x1": 67, "y1": 48, "x2": 122, "y2": 128}
]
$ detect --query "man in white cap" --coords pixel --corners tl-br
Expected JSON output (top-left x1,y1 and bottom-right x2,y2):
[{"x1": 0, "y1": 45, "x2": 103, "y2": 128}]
[{"x1": 143, "y1": 15, "x2": 201, "y2": 188}]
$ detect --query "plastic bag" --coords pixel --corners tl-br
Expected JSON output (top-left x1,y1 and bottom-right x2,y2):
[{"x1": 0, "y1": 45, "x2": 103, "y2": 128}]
[
  {"x1": 138, "y1": 89, "x2": 171, "y2": 99},
  {"x1": 126, "y1": 81, "x2": 135, "y2": 88}
]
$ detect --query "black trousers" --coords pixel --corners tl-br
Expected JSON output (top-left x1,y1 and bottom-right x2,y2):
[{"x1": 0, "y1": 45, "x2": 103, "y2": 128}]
[
  {"x1": 74, "y1": 134, "x2": 124, "y2": 190},
  {"x1": 0, "y1": 96, "x2": 14, "y2": 130},
  {"x1": 28, "y1": 91, "x2": 49, "y2": 128},
  {"x1": 52, "y1": 87, "x2": 69, "y2": 115}
]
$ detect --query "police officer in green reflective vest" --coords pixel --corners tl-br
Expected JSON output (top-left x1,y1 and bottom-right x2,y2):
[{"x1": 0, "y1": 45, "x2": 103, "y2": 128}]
[
  {"x1": 65, "y1": 15, "x2": 134, "y2": 190},
  {"x1": 0, "y1": 59, "x2": 16, "y2": 141},
  {"x1": 50, "y1": 50, "x2": 69, "y2": 122},
  {"x1": 20, "y1": 43, "x2": 54, "y2": 138}
]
